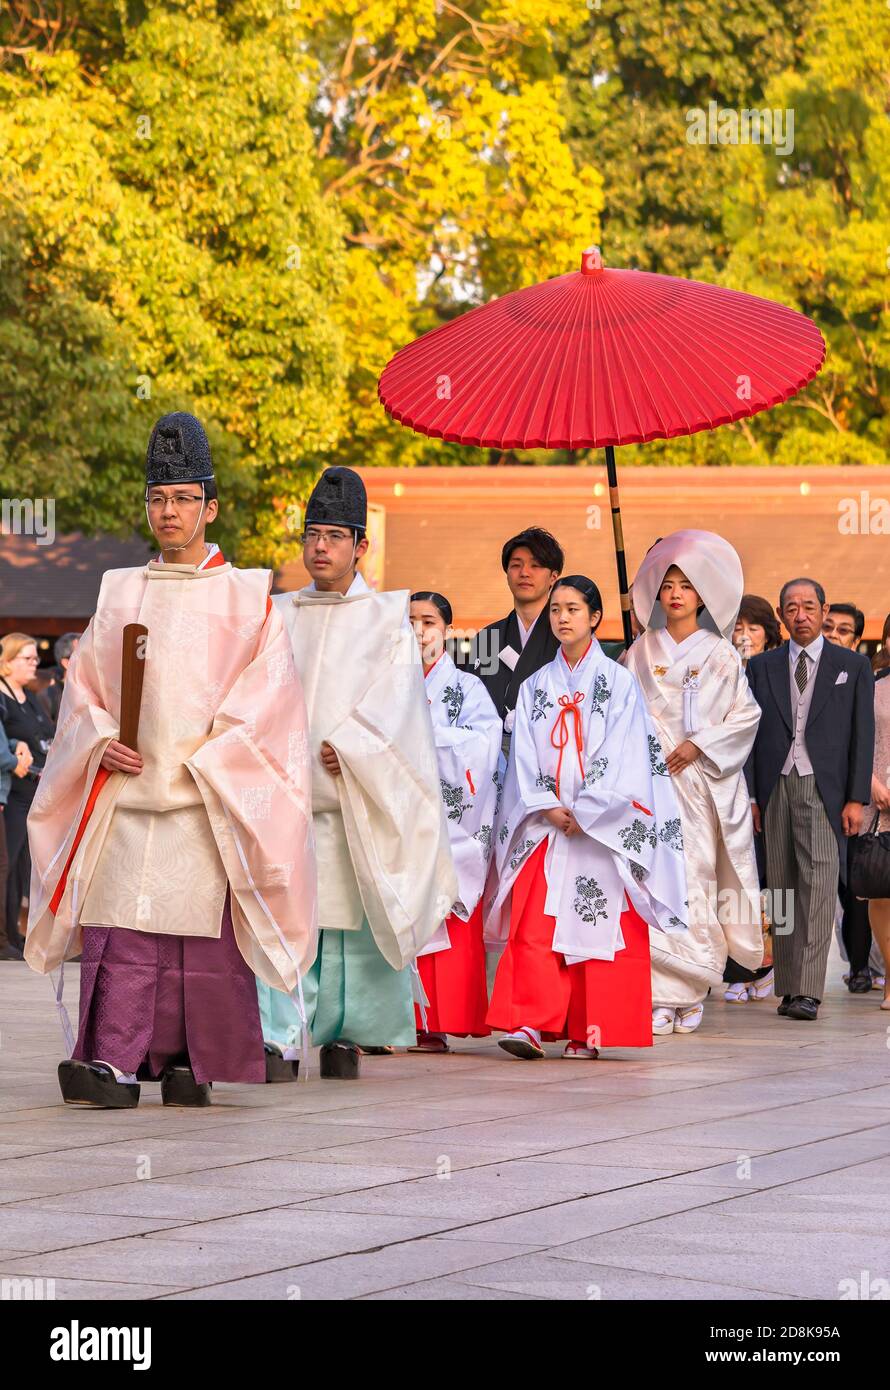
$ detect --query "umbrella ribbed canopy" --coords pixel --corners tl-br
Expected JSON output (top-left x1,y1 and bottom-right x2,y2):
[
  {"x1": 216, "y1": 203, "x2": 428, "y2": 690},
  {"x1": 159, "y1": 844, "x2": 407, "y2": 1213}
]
[{"x1": 378, "y1": 249, "x2": 826, "y2": 449}]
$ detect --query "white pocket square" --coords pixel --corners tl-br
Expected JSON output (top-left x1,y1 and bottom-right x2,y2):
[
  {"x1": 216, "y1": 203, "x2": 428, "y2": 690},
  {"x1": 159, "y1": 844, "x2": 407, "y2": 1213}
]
[{"x1": 835, "y1": 671, "x2": 848, "y2": 685}]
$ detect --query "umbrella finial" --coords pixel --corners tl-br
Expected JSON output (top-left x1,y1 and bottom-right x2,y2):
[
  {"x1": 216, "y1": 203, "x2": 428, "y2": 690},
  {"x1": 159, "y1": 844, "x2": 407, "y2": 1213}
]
[{"x1": 581, "y1": 245, "x2": 604, "y2": 275}]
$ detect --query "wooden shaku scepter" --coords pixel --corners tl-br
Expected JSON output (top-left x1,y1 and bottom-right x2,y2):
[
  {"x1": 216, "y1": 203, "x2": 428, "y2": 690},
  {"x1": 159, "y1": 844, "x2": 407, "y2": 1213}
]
[
  {"x1": 119, "y1": 623, "x2": 149, "y2": 751},
  {"x1": 47, "y1": 622, "x2": 149, "y2": 920}
]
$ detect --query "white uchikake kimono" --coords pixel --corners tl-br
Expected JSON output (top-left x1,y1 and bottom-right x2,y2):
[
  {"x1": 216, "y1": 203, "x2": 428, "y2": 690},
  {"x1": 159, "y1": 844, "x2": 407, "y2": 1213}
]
[
  {"x1": 623, "y1": 627, "x2": 763, "y2": 1006},
  {"x1": 419, "y1": 652, "x2": 502, "y2": 957},
  {"x1": 485, "y1": 639, "x2": 689, "y2": 964}
]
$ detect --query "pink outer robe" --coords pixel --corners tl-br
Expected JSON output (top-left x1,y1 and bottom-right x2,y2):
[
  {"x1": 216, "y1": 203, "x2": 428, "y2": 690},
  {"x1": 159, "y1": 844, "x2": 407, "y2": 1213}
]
[{"x1": 25, "y1": 557, "x2": 317, "y2": 1001}]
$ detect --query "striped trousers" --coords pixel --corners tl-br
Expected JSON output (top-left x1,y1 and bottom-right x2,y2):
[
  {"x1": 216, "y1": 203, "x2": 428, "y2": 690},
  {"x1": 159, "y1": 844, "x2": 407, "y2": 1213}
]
[{"x1": 764, "y1": 767, "x2": 839, "y2": 1001}]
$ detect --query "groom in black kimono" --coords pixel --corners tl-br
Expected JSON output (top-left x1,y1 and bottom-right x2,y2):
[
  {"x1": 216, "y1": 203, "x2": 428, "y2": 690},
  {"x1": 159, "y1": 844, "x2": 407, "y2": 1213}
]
[{"x1": 472, "y1": 527, "x2": 564, "y2": 753}]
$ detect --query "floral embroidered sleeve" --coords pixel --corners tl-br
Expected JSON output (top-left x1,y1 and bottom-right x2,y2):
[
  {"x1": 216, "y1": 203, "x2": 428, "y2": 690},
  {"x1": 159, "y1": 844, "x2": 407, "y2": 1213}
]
[
  {"x1": 512, "y1": 676, "x2": 562, "y2": 815},
  {"x1": 429, "y1": 667, "x2": 503, "y2": 920}
]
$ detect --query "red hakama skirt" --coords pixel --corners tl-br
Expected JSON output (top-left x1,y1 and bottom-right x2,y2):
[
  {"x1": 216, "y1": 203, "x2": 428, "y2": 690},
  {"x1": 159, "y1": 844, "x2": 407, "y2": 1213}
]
[
  {"x1": 414, "y1": 901, "x2": 491, "y2": 1037},
  {"x1": 487, "y1": 840, "x2": 653, "y2": 1048}
]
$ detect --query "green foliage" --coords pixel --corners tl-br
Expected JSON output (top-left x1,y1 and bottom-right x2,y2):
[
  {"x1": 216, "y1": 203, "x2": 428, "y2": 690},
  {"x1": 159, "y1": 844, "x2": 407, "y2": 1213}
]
[
  {"x1": 0, "y1": 3, "x2": 348, "y2": 564},
  {"x1": 560, "y1": 0, "x2": 889, "y2": 469},
  {"x1": 0, "y1": 0, "x2": 887, "y2": 568},
  {"x1": 715, "y1": 1, "x2": 890, "y2": 466}
]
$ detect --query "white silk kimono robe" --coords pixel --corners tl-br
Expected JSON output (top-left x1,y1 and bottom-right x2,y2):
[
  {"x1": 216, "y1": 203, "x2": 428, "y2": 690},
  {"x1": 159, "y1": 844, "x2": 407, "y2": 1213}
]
[
  {"x1": 485, "y1": 640, "x2": 689, "y2": 962},
  {"x1": 419, "y1": 652, "x2": 502, "y2": 957},
  {"x1": 624, "y1": 627, "x2": 763, "y2": 1005},
  {"x1": 272, "y1": 573, "x2": 457, "y2": 968},
  {"x1": 25, "y1": 559, "x2": 317, "y2": 997}
]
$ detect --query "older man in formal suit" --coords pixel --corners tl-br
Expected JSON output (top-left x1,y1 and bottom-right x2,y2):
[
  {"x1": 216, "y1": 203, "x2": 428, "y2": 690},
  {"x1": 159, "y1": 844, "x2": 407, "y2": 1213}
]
[{"x1": 746, "y1": 578, "x2": 874, "y2": 1021}]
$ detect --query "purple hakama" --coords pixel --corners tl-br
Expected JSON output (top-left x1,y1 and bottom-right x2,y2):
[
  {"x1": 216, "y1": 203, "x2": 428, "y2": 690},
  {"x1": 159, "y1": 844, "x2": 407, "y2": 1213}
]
[{"x1": 73, "y1": 891, "x2": 264, "y2": 1084}]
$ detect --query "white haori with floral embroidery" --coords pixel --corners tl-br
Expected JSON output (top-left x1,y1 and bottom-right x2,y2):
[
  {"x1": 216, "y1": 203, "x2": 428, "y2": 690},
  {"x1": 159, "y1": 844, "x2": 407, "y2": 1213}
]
[
  {"x1": 419, "y1": 651, "x2": 503, "y2": 956},
  {"x1": 484, "y1": 639, "x2": 689, "y2": 965}
]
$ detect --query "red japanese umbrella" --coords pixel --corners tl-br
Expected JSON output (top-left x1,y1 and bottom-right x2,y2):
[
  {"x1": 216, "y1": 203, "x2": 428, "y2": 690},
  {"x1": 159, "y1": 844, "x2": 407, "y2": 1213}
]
[{"x1": 378, "y1": 246, "x2": 825, "y2": 645}]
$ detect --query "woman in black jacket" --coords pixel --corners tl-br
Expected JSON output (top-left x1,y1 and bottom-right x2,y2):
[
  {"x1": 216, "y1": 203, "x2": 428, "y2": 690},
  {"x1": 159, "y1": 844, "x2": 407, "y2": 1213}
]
[{"x1": 0, "y1": 633, "x2": 53, "y2": 951}]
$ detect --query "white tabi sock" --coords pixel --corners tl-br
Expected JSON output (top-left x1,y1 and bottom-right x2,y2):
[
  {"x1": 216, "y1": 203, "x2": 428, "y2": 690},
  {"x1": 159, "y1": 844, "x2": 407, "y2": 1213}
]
[{"x1": 95, "y1": 1059, "x2": 139, "y2": 1084}]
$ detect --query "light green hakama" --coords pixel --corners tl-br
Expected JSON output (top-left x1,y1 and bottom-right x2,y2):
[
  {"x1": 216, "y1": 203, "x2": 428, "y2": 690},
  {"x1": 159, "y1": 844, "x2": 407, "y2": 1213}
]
[{"x1": 257, "y1": 918, "x2": 416, "y2": 1049}]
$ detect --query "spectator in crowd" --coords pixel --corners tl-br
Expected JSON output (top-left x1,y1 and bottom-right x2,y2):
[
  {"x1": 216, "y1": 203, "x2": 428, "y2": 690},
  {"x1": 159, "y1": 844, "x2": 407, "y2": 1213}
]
[
  {"x1": 724, "y1": 594, "x2": 783, "y2": 1002},
  {"x1": 0, "y1": 634, "x2": 53, "y2": 952},
  {"x1": 732, "y1": 594, "x2": 782, "y2": 666},
  {"x1": 30, "y1": 665, "x2": 57, "y2": 725},
  {"x1": 857, "y1": 659, "x2": 890, "y2": 1010},
  {"x1": 746, "y1": 579, "x2": 874, "y2": 1021},
  {"x1": 823, "y1": 603, "x2": 865, "y2": 651},
  {"x1": 873, "y1": 613, "x2": 890, "y2": 676},
  {"x1": 823, "y1": 603, "x2": 873, "y2": 993},
  {"x1": 43, "y1": 632, "x2": 80, "y2": 726},
  {"x1": 0, "y1": 704, "x2": 32, "y2": 959}
]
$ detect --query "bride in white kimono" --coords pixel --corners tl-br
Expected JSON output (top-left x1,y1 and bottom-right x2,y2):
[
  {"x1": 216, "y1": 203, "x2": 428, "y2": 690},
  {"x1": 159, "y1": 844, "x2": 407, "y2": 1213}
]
[
  {"x1": 409, "y1": 593, "x2": 502, "y2": 1051},
  {"x1": 624, "y1": 530, "x2": 763, "y2": 1036},
  {"x1": 484, "y1": 575, "x2": 689, "y2": 1060}
]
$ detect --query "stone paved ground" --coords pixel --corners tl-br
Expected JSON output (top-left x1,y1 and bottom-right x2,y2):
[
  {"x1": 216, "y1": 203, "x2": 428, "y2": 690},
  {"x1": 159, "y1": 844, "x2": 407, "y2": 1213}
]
[{"x1": 1, "y1": 952, "x2": 888, "y2": 1302}]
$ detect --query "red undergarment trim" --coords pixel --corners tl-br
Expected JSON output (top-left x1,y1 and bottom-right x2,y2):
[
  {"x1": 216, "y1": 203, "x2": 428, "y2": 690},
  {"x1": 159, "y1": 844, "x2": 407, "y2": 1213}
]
[
  {"x1": 49, "y1": 766, "x2": 111, "y2": 914},
  {"x1": 561, "y1": 638, "x2": 592, "y2": 672}
]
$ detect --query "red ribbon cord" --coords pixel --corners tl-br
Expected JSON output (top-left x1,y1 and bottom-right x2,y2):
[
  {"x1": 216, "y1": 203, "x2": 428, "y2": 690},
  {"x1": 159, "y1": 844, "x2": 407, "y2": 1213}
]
[
  {"x1": 465, "y1": 768, "x2": 476, "y2": 796},
  {"x1": 550, "y1": 691, "x2": 585, "y2": 800},
  {"x1": 632, "y1": 799, "x2": 652, "y2": 816}
]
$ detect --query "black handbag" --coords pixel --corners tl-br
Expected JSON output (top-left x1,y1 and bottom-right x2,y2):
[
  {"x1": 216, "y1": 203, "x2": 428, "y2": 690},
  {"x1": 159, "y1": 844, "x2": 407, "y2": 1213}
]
[{"x1": 848, "y1": 816, "x2": 890, "y2": 900}]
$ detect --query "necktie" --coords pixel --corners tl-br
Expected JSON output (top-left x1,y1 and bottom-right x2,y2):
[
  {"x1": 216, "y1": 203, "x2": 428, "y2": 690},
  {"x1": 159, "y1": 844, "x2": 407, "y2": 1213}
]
[{"x1": 795, "y1": 650, "x2": 808, "y2": 695}]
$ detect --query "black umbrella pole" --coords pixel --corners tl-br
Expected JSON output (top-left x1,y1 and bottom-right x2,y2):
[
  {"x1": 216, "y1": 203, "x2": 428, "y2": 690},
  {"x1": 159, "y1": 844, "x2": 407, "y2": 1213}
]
[{"x1": 604, "y1": 446, "x2": 634, "y2": 650}]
